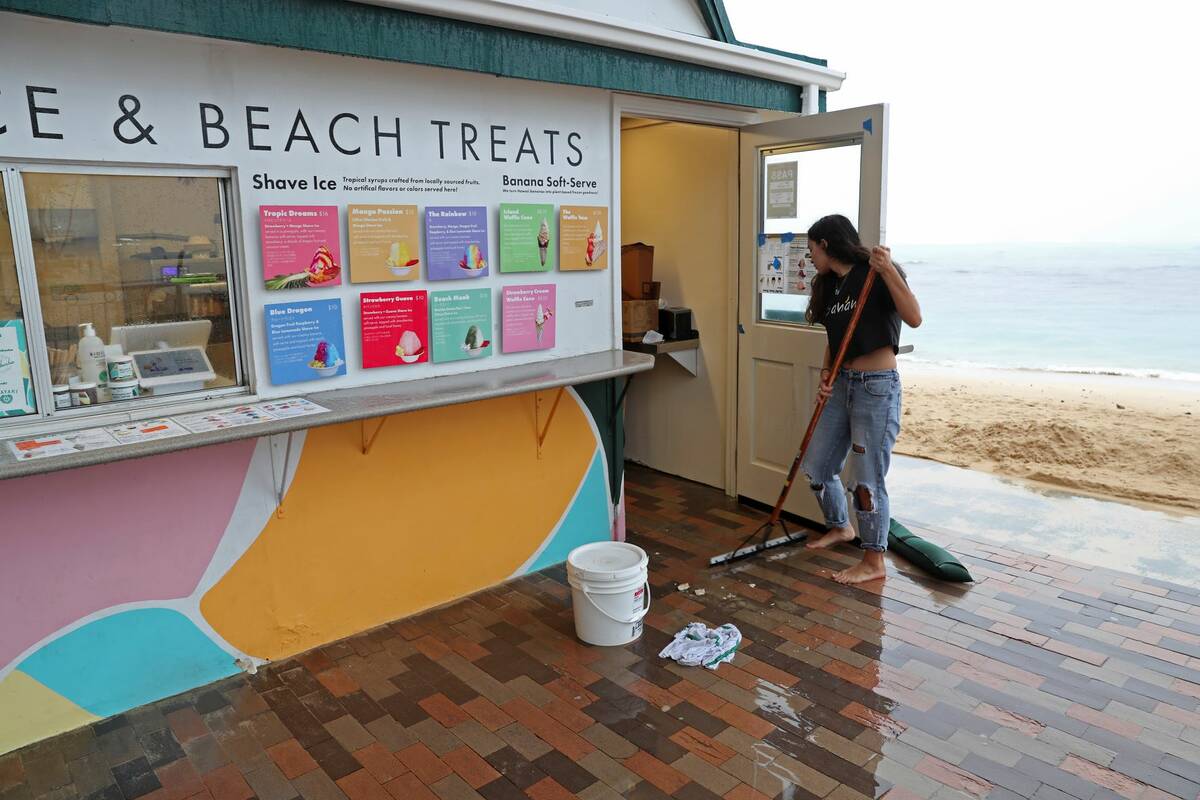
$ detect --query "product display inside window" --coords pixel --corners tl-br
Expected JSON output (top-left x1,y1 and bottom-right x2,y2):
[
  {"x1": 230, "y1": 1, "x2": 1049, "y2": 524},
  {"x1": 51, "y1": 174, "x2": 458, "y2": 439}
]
[
  {"x1": 1, "y1": 183, "x2": 36, "y2": 417},
  {"x1": 21, "y1": 173, "x2": 239, "y2": 409}
]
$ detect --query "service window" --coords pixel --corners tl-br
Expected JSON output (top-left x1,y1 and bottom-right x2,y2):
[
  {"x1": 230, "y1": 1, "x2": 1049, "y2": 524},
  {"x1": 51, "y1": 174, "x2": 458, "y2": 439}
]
[{"x1": 0, "y1": 168, "x2": 245, "y2": 424}]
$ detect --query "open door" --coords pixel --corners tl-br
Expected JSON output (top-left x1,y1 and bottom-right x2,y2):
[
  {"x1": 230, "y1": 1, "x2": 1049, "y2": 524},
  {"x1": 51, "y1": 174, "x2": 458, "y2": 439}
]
[{"x1": 735, "y1": 105, "x2": 888, "y2": 518}]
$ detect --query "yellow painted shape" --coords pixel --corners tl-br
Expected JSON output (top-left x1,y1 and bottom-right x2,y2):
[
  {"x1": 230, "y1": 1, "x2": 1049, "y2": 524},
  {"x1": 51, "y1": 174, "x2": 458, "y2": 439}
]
[
  {"x1": 202, "y1": 391, "x2": 600, "y2": 660},
  {"x1": 0, "y1": 671, "x2": 99, "y2": 755}
]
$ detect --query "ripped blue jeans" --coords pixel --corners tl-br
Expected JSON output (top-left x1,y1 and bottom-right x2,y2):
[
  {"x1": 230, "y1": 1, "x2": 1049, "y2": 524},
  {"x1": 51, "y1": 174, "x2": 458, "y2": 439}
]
[{"x1": 799, "y1": 368, "x2": 901, "y2": 551}]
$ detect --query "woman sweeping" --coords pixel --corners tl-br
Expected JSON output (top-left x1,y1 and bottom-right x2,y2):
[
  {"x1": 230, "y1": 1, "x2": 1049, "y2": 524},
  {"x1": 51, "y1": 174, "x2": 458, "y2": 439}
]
[{"x1": 799, "y1": 214, "x2": 922, "y2": 584}]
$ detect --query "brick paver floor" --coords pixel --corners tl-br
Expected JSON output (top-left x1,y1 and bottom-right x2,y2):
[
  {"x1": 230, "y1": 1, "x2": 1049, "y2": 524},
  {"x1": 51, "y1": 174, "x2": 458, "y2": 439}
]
[{"x1": 3, "y1": 464, "x2": 1199, "y2": 800}]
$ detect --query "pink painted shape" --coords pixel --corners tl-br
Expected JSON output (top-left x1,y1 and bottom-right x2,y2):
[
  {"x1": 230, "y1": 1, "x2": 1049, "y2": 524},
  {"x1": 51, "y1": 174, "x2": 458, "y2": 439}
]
[{"x1": 0, "y1": 440, "x2": 256, "y2": 668}]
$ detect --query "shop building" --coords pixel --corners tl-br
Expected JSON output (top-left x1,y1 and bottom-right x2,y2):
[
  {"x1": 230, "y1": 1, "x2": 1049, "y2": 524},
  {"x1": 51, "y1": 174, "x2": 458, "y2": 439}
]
[{"x1": 0, "y1": 0, "x2": 879, "y2": 754}]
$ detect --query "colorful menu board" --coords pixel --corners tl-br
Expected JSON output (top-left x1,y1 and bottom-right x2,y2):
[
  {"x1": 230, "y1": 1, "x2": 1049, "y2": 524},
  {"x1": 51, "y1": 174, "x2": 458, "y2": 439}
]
[
  {"x1": 260, "y1": 206, "x2": 342, "y2": 290},
  {"x1": 0, "y1": 320, "x2": 35, "y2": 417},
  {"x1": 502, "y1": 285, "x2": 556, "y2": 353},
  {"x1": 360, "y1": 291, "x2": 429, "y2": 369},
  {"x1": 348, "y1": 204, "x2": 421, "y2": 283},
  {"x1": 430, "y1": 289, "x2": 492, "y2": 363},
  {"x1": 425, "y1": 206, "x2": 489, "y2": 281},
  {"x1": 499, "y1": 203, "x2": 555, "y2": 273},
  {"x1": 264, "y1": 298, "x2": 347, "y2": 384},
  {"x1": 559, "y1": 206, "x2": 608, "y2": 271}
]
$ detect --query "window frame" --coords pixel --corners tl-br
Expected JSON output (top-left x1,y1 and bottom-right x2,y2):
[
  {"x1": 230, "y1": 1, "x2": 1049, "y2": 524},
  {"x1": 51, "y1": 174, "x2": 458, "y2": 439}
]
[
  {"x1": 0, "y1": 161, "x2": 254, "y2": 435},
  {"x1": 756, "y1": 137, "x2": 861, "y2": 328}
]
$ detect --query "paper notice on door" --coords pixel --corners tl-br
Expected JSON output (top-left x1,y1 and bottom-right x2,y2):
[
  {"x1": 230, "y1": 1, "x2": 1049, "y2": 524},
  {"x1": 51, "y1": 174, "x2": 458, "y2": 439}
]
[
  {"x1": 757, "y1": 233, "x2": 812, "y2": 296},
  {"x1": 766, "y1": 161, "x2": 798, "y2": 220}
]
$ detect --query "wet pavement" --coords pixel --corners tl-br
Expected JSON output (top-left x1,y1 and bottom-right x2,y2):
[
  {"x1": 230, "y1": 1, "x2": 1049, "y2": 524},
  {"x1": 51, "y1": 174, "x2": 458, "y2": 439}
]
[
  {"x1": 2, "y1": 463, "x2": 1199, "y2": 800},
  {"x1": 888, "y1": 454, "x2": 1200, "y2": 590}
]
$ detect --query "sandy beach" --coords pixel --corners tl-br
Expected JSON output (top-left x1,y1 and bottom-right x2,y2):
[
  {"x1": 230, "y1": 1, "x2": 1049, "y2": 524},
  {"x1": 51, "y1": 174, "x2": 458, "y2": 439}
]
[{"x1": 895, "y1": 363, "x2": 1200, "y2": 513}]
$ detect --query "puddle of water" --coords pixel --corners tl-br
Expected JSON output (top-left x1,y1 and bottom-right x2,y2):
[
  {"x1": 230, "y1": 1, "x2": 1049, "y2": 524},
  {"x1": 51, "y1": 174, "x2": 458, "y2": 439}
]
[{"x1": 888, "y1": 454, "x2": 1200, "y2": 589}]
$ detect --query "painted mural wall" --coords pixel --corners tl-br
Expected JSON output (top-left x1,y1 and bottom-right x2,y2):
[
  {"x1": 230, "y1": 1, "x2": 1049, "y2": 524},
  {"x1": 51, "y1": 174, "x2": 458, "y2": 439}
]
[{"x1": 0, "y1": 387, "x2": 621, "y2": 755}]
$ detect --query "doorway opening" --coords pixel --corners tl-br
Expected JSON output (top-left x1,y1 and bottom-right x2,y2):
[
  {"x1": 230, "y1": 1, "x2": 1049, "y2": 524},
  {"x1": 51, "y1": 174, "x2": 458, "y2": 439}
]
[{"x1": 619, "y1": 116, "x2": 738, "y2": 495}]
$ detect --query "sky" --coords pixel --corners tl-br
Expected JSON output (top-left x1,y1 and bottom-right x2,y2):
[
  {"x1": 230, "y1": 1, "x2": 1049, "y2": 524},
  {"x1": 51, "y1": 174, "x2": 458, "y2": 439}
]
[{"x1": 724, "y1": 1, "x2": 1200, "y2": 246}]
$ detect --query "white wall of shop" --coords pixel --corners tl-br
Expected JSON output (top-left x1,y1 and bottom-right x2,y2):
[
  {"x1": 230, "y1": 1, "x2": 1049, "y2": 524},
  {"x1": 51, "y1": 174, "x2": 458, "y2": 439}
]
[
  {"x1": 549, "y1": 0, "x2": 710, "y2": 36},
  {"x1": 621, "y1": 121, "x2": 736, "y2": 490},
  {"x1": 0, "y1": 13, "x2": 617, "y2": 400}
]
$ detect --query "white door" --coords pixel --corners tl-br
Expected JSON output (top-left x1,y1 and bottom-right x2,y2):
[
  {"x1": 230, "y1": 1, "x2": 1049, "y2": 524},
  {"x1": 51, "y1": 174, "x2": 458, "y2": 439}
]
[{"x1": 735, "y1": 105, "x2": 888, "y2": 518}]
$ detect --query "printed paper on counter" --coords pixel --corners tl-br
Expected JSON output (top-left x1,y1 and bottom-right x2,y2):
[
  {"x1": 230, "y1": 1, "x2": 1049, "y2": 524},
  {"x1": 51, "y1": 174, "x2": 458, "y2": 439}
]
[
  {"x1": 255, "y1": 398, "x2": 330, "y2": 419},
  {"x1": 107, "y1": 418, "x2": 190, "y2": 446},
  {"x1": 175, "y1": 405, "x2": 278, "y2": 434},
  {"x1": 7, "y1": 428, "x2": 119, "y2": 461}
]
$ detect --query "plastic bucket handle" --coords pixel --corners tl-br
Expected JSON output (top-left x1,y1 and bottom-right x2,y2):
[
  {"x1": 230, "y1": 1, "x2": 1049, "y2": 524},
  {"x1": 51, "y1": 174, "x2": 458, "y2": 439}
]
[{"x1": 579, "y1": 581, "x2": 651, "y2": 626}]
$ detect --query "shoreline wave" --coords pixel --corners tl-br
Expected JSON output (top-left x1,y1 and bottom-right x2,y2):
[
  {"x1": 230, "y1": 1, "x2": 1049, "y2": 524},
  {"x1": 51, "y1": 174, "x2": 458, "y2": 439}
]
[{"x1": 898, "y1": 356, "x2": 1200, "y2": 383}]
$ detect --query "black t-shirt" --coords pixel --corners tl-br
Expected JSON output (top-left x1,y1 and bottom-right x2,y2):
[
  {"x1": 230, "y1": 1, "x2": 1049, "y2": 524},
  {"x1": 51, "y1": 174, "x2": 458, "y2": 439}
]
[{"x1": 820, "y1": 261, "x2": 902, "y2": 362}]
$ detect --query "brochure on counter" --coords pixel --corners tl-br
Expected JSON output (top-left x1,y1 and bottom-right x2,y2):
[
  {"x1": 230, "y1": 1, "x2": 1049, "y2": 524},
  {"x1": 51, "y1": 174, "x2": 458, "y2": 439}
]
[{"x1": 5, "y1": 398, "x2": 330, "y2": 461}]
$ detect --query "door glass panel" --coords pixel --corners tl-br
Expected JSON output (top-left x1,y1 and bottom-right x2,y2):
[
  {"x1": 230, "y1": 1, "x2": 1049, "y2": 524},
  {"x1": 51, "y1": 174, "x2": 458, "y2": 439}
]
[
  {"x1": 22, "y1": 173, "x2": 238, "y2": 407},
  {"x1": 760, "y1": 142, "x2": 860, "y2": 323},
  {"x1": 0, "y1": 182, "x2": 36, "y2": 417}
]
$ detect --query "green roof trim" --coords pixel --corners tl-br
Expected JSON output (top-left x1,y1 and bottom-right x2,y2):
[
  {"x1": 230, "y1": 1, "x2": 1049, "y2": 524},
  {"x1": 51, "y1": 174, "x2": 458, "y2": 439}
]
[
  {"x1": 698, "y1": 0, "x2": 827, "y2": 68},
  {"x1": 0, "y1": 0, "x2": 816, "y2": 112},
  {"x1": 697, "y1": 0, "x2": 737, "y2": 43}
]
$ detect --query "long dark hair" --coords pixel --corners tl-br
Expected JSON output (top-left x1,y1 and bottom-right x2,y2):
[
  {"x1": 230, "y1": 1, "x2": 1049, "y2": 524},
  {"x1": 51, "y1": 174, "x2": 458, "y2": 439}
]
[{"x1": 805, "y1": 214, "x2": 871, "y2": 325}]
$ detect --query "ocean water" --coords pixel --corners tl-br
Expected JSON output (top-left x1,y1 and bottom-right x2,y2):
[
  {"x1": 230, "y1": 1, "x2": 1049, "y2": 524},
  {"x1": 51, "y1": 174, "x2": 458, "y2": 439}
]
[{"x1": 889, "y1": 243, "x2": 1200, "y2": 381}]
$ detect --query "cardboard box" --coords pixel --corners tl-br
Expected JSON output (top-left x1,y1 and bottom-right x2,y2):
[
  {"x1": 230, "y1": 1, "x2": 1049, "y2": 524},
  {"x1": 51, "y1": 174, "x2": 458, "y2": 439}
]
[
  {"x1": 622, "y1": 299, "x2": 659, "y2": 341},
  {"x1": 621, "y1": 243, "x2": 654, "y2": 299}
]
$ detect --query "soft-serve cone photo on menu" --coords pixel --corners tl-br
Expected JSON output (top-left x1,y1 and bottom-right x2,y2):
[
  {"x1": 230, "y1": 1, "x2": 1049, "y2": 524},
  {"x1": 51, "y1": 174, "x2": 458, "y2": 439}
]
[
  {"x1": 559, "y1": 205, "x2": 608, "y2": 270},
  {"x1": 502, "y1": 284, "x2": 555, "y2": 353},
  {"x1": 499, "y1": 203, "x2": 555, "y2": 272}
]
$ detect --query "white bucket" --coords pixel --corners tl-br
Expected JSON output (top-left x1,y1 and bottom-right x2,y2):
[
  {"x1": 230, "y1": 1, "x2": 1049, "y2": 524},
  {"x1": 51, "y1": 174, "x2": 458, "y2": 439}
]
[{"x1": 566, "y1": 542, "x2": 650, "y2": 646}]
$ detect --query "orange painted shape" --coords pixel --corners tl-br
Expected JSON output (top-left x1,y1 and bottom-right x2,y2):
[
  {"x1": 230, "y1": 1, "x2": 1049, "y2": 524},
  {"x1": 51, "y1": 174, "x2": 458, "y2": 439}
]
[{"x1": 201, "y1": 392, "x2": 600, "y2": 660}]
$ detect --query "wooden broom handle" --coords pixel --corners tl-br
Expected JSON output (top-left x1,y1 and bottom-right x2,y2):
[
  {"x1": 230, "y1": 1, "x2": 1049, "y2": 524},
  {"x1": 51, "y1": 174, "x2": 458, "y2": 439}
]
[{"x1": 767, "y1": 268, "x2": 878, "y2": 525}]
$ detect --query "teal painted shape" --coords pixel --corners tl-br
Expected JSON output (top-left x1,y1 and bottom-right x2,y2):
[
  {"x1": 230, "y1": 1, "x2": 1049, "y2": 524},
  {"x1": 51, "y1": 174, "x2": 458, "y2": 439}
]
[
  {"x1": 0, "y1": 0, "x2": 815, "y2": 111},
  {"x1": 527, "y1": 448, "x2": 610, "y2": 572},
  {"x1": 17, "y1": 608, "x2": 236, "y2": 718}
]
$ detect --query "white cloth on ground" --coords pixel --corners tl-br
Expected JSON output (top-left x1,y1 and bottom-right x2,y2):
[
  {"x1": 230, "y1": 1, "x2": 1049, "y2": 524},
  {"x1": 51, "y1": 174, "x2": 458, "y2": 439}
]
[{"x1": 658, "y1": 622, "x2": 742, "y2": 670}]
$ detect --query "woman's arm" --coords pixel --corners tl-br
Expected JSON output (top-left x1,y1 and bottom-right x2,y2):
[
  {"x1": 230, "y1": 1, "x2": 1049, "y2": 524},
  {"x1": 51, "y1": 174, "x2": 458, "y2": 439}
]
[
  {"x1": 817, "y1": 346, "x2": 833, "y2": 400},
  {"x1": 870, "y1": 245, "x2": 922, "y2": 328}
]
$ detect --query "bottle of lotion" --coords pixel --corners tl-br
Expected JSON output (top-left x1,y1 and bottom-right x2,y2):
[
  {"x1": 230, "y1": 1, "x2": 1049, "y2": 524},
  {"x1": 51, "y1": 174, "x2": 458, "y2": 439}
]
[{"x1": 77, "y1": 322, "x2": 107, "y2": 386}]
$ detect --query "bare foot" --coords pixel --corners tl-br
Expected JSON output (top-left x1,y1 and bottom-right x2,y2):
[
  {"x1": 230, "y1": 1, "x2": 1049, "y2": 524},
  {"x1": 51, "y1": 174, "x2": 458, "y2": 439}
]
[
  {"x1": 805, "y1": 525, "x2": 856, "y2": 550},
  {"x1": 833, "y1": 554, "x2": 887, "y2": 585}
]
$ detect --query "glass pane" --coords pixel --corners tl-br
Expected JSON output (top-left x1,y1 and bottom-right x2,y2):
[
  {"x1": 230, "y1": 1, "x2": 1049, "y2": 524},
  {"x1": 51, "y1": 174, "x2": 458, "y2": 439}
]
[
  {"x1": 760, "y1": 142, "x2": 860, "y2": 324},
  {"x1": 0, "y1": 182, "x2": 37, "y2": 417},
  {"x1": 23, "y1": 173, "x2": 237, "y2": 407},
  {"x1": 762, "y1": 143, "x2": 860, "y2": 234}
]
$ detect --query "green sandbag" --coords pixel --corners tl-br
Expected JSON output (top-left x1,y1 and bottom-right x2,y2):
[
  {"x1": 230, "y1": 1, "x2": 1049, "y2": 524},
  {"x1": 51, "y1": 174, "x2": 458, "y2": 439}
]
[{"x1": 887, "y1": 519, "x2": 973, "y2": 582}]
